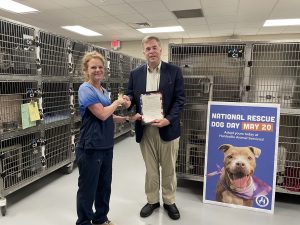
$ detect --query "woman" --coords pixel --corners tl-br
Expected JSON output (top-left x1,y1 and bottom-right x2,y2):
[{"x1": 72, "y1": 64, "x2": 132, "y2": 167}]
[{"x1": 76, "y1": 51, "x2": 125, "y2": 225}]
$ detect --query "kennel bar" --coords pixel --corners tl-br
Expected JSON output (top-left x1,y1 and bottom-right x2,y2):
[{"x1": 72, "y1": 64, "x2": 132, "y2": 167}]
[
  {"x1": 0, "y1": 81, "x2": 39, "y2": 135},
  {"x1": 0, "y1": 16, "x2": 149, "y2": 216},
  {"x1": 0, "y1": 18, "x2": 37, "y2": 76},
  {"x1": 276, "y1": 113, "x2": 300, "y2": 195},
  {"x1": 247, "y1": 42, "x2": 300, "y2": 109},
  {"x1": 0, "y1": 131, "x2": 42, "y2": 215},
  {"x1": 93, "y1": 46, "x2": 107, "y2": 57},
  {"x1": 72, "y1": 82, "x2": 84, "y2": 121},
  {"x1": 119, "y1": 54, "x2": 131, "y2": 80},
  {"x1": 169, "y1": 42, "x2": 300, "y2": 196},
  {"x1": 44, "y1": 123, "x2": 73, "y2": 172},
  {"x1": 177, "y1": 104, "x2": 208, "y2": 181},
  {"x1": 70, "y1": 41, "x2": 93, "y2": 78},
  {"x1": 39, "y1": 31, "x2": 69, "y2": 77},
  {"x1": 106, "y1": 51, "x2": 119, "y2": 79},
  {"x1": 42, "y1": 82, "x2": 71, "y2": 124},
  {"x1": 169, "y1": 43, "x2": 246, "y2": 102},
  {"x1": 72, "y1": 120, "x2": 81, "y2": 147}
]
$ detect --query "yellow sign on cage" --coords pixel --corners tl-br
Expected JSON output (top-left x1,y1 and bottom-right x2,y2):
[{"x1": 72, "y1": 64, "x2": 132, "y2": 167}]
[{"x1": 28, "y1": 101, "x2": 40, "y2": 121}]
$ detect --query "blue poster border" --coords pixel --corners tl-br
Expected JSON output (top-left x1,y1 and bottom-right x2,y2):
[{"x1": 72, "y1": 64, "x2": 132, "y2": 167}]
[{"x1": 203, "y1": 101, "x2": 280, "y2": 214}]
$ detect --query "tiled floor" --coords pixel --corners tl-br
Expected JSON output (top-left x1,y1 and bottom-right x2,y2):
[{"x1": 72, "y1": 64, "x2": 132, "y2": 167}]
[{"x1": 1, "y1": 136, "x2": 300, "y2": 225}]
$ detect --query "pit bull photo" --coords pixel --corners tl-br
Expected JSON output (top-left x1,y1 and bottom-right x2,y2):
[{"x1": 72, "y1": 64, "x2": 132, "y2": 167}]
[{"x1": 215, "y1": 144, "x2": 271, "y2": 207}]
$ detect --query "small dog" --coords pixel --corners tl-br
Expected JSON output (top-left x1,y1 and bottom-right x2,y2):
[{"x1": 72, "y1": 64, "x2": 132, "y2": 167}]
[{"x1": 215, "y1": 144, "x2": 270, "y2": 207}]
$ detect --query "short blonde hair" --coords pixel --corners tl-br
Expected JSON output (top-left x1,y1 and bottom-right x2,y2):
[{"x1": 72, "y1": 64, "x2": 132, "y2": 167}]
[{"x1": 81, "y1": 51, "x2": 105, "y2": 81}]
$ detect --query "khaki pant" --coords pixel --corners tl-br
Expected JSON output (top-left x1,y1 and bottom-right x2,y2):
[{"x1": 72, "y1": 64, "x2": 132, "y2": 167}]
[{"x1": 139, "y1": 126, "x2": 179, "y2": 204}]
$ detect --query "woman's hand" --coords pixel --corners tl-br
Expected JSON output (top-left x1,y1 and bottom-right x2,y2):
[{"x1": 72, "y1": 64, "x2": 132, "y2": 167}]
[
  {"x1": 114, "y1": 98, "x2": 124, "y2": 106},
  {"x1": 122, "y1": 95, "x2": 131, "y2": 108}
]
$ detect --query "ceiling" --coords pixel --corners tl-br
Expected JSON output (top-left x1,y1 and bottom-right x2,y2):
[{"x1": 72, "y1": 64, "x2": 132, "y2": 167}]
[{"x1": 1, "y1": 0, "x2": 300, "y2": 42}]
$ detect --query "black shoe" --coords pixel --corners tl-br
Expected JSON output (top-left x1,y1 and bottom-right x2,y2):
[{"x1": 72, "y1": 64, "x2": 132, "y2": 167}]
[
  {"x1": 140, "y1": 203, "x2": 160, "y2": 217},
  {"x1": 163, "y1": 203, "x2": 180, "y2": 220}
]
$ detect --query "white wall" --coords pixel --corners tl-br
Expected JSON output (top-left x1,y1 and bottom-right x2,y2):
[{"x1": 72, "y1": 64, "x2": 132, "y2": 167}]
[
  {"x1": 92, "y1": 39, "x2": 170, "y2": 62},
  {"x1": 93, "y1": 33, "x2": 300, "y2": 62}
]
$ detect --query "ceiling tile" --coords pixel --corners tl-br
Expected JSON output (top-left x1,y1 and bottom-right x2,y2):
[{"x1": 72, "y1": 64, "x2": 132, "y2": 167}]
[
  {"x1": 99, "y1": 3, "x2": 138, "y2": 15},
  {"x1": 130, "y1": 1, "x2": 169, "y2": 14},
  {"x1": 124, "y1": 0, "x2": 161, "y2": 2},
  {"x1": 1, "y1": 0, "x2": 300, "y2": 42},
  {"x1": 88, "y1": 0, "x2": 125, "y2": 6},
  {"x1": 162, "y1": 0, "x2": 202, "y2": 11},
  {"x1": 17, "y1": 0, "x2": 64, "y2": 10},
  {"x1": 201, "y1": 0, "x2": 239, "y2": 8},
  {"x1": 206, "y1": 16, "x2": 236, "y2": 24},
  {"x1": 183, "y1": 25, "x2": 210, "y2": 32},
  {"x1": 178, "y1": 18, "x2": 207, "y2": 26},
  {"x1": 210, "y1": 23, "x2": 235, "y2": 30},
  {"x1": 144, "y1": 11, "x2": 176, "y2": 21},
  {"x1": 69, "y1": 7, "x2": 110, "y2": 18},
  {"x1": 204, "y1": 7, "x2": 238, "y2": 17},
  {"x1": 239, "y1": 0, "x2": 277, "y2": 14},
  {"x1": 115, "y1": 14, "x2": 147, "y2": 23},
  {"x1": 150, "y1": 20, "x2": 179, "y2": 27},
  {"x1": 52, "y1": 0, "x2": 92, "y2": 8},
  {"x1": 269, "y1": 0, "x2": 300, "y2": 18},
  {"x1": 235, "y1": 22, "x2": 263, "y2": 29}
]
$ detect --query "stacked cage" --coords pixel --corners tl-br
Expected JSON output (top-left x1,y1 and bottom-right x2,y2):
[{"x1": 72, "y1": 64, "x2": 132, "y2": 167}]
[
  {"x1": 248, "y1": 43, "x2": 300, "y2": 194},
  {"x1": 169, "y1": 42, "x2": 300, "y2": 195},
  {"x1": 0, "y1": 16, "x2": 146, "y2": 216},
  {"x1": 169, "y1": 44, "x2": 245, "y2": 180}
]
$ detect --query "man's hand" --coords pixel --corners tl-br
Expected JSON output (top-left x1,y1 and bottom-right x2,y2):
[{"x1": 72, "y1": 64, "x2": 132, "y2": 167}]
[
  {"x1": 131, "y1": 113, "x2": 142, "y2": 121},
  {"x1": 122, "y1": 95, "x2": 131, "y2": 109},
  {"x1": 151, "y1": 118, "x2": 170, "y2": 128}
]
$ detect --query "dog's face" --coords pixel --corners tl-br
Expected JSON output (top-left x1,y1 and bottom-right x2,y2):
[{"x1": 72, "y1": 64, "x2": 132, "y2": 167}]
[{"x1": 219, "y1": 144, "x2": 261, "y2": 189}]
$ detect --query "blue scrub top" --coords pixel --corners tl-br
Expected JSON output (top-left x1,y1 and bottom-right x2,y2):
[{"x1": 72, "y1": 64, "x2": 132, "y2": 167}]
[{"x1": 77, "y1": 82, "x2": 114, "y2": 150}]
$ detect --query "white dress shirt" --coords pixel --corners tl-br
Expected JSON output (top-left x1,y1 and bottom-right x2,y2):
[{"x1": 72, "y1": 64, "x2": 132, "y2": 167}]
[{"x1": 146, "y1": 61, "x2": 161, "y2": 92}]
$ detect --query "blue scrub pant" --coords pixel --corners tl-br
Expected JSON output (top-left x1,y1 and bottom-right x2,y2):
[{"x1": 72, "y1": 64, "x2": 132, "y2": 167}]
[{"x1": 76, "y1": 147, "x2": 113, "y2": 225}]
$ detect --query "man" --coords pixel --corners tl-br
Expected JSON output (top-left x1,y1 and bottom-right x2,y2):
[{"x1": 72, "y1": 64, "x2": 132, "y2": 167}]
[{"x1": 123, "y1": 36, "x2": 185, "y2": 220}]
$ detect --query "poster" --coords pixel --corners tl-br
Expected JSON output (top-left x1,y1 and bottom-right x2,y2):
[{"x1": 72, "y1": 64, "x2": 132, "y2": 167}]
[{"x1": 203, "y1": 102, "x2": 280, "y2": 213}]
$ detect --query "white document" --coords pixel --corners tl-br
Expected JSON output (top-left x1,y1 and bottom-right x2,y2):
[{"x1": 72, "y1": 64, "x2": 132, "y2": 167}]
[{"x1": 141, "y1": 92, "x2": 163, "y2": 124}]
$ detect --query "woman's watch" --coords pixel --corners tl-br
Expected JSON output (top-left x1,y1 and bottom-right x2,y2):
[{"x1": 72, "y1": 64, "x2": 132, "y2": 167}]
[{"x1": 125, "y1": 116, "x2": 130, "y2": 123}]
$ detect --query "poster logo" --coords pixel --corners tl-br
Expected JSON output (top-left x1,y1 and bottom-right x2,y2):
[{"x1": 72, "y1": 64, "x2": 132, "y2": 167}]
[{"x1": 255, "y1": 195, "x2": 269, "y2": 208}]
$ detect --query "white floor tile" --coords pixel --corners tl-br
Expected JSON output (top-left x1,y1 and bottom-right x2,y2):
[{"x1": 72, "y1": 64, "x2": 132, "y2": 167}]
[{"x1": 1, "y1": 136, "x2": 300, "y2": 225}]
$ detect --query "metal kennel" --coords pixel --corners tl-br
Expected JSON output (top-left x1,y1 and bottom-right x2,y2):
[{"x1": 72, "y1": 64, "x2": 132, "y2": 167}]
[{"x1": 169, "y1": 42, "x2": 300, "y2": 195}]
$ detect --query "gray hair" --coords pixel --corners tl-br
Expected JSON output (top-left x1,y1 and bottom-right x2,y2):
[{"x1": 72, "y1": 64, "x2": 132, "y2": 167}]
[{"x1": 141, "y1": 36, "x2": 161, "y2": 49}]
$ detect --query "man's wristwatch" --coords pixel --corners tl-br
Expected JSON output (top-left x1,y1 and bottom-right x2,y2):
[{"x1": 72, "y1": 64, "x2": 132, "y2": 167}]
[{"x1": 125, "y1": 116, "x2": 130, "y2": 123}]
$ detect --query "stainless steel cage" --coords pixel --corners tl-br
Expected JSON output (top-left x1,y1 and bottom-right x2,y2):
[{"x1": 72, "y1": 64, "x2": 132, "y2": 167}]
[
  {"x1": 248, "y1": 43, "x2": 300, "y2": 109},
  {"x1": 42, "y1": 82, "x2": 70, "y2": 124},
  {"x1": 0, "y1": 131, "x2": 41, "y2": 192},
  {"x1": 0, "y1": 16, "x2": 147, "y2": 215},
  {"x1": 70, "y1": 41, "x2": 92, "y2": 78},
  {"x1": 0, "y1": 19, "x2": 37, "y2": 76},
  {"x1": 0, "y1": 81, "x2": 38, "y2": 133},
  {"x1": 72, "y1": 82, "x2": 83, "y2": 119},
  {"x1": 45, "y1": 124, "x2": 71, "y2": 170},
  {"x1": 39, "y1": 31, "x2": 69, "y2": 77},
  {"x1": 170, "y1": 42, "x2": 300, "y2": 195},
  {"x1": 107, "y1": 51, "x2": 121, "y2": 79}
]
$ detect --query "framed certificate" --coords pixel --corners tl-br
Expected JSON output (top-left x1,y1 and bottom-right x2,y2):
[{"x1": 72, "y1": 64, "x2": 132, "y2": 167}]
[{"x1": 140, "y1": 92, "x2": 164, "y2": 124}]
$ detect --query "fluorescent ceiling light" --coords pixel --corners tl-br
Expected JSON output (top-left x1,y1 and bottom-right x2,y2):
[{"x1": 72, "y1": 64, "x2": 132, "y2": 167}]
[
  {"x1": 0, "y1": 0, "x2": 38, "y2": 13},
  {"x1": 137, "y1": 26, "x2": 184, "y2": 34},
  {"x1": 62, "y1": 26, "x2": 103, "y2": 36},
  {"x1": 264, "y1": 19, "x2": 300, "y2": 27}
]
